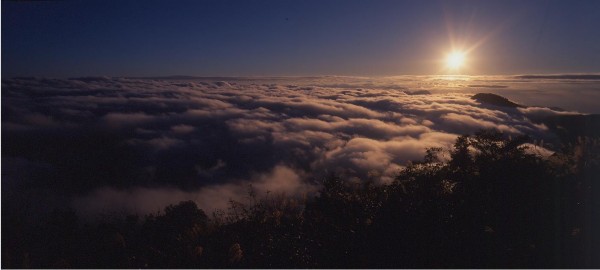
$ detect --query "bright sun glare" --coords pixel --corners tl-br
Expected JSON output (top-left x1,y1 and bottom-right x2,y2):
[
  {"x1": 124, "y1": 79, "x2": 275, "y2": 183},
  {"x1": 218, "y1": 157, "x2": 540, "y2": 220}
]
[{"x1": 446, "y1": 51, "x2": 466, "y2": 70}]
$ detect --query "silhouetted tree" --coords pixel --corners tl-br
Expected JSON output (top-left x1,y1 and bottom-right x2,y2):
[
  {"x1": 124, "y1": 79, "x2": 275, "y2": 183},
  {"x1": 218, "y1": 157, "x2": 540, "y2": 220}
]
[{"x1": 3, "y1": 129, "x2": 598, "y2": 268}]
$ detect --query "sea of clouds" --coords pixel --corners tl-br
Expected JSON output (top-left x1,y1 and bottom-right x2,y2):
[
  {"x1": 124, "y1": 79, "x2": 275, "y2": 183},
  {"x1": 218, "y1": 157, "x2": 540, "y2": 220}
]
[{"x1": 2, "y1": 76, "x2": 596, "y2": 217}]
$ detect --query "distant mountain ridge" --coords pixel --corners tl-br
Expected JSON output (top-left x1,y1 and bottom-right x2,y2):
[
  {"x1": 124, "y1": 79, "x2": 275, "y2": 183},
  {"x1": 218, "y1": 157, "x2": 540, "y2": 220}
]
[
  {"x1": 542, "y1": 114, "x2": 600, "y2": 142},
  {"x1": 515, "y1": 74, "x2": 600, "y2": 80},
  {"x1": 127, "y1": 75, "x2": 326, "y2": 81},
  {"x1": 471, "y1": 92, "x2": 600, "y2": 143},
  {"x1": 471, "y1": 93, "x2": 524, "y2": 108}
]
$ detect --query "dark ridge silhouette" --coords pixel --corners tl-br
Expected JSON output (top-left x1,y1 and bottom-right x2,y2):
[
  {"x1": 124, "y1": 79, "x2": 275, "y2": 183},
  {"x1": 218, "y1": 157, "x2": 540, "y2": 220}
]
[
  {"x1": 467, "y1": 84, "x2": 508, "y2": 88},
  {"x1": 542, "y1": 114, "x2": 600, "y2": 142},
  {"x1": 548, "y1": 106, "x2": 566, "y2": 112},
  {"x1": 127, "y1": 75, "x2": 326, "y2": 81},
  {"x1": 67, "y1": 76, "x2": 113, "y2": 82},
  {"x1": 471, "y1": 93, "x2": 523, "y2": 108},
  {"x1": 516, "y1": 74, "x2": 600, "y2": 80},
  {"x1": 403, "y1": 90, "x2": 431, "y2": 95},
  {"x1": 2, "y1": 130, "x2": 598, "y2": 268}
]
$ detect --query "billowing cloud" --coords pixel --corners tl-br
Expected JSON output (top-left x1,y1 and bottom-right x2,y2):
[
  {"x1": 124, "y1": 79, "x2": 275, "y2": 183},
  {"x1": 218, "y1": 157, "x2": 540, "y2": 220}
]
[
  {"x1": 518, "y1": 106, "x2": 580, "y2": 118},
  {"x1": 2, "y1": 76, "x2": 581, "y2": 216},
  {"x1": 440, "y1": 113, "x2": 521, "y2": 134},
  {"x1": 73, "y1": 165, "x2": 315, "y2": 217}
]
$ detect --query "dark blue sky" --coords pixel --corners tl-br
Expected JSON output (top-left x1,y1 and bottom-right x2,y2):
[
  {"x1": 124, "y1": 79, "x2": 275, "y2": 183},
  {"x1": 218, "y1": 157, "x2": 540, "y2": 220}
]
[{"x1": 3, "y1": 0, "x2": 600, "y2": 77}]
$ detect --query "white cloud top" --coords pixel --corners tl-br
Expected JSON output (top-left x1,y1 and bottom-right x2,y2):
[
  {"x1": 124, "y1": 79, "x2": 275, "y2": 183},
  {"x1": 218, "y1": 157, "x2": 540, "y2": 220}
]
[{"x1": 1, "y1": 76, "x2": 580, "y2": 215}]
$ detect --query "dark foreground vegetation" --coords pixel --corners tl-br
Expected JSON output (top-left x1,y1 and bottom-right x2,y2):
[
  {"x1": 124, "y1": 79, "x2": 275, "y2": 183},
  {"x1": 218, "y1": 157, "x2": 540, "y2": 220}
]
[{"x1": 3, "y1": 130, "x2": 599, "y2": 268}]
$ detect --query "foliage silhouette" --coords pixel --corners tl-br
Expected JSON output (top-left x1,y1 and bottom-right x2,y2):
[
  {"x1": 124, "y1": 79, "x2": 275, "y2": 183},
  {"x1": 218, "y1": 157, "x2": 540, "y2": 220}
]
[{"x1": 2, "y1": 129, "x2": 598, "y2": 268}]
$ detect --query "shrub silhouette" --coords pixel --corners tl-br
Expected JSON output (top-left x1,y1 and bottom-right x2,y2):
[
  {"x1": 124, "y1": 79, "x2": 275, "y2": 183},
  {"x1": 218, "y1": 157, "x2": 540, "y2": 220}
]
[
  {"x1": 2, "y1": 130, "x2": 598, "y2": 268},
  {"x1": 370, "y1": 130, "x2": 561, "y2": 267}
]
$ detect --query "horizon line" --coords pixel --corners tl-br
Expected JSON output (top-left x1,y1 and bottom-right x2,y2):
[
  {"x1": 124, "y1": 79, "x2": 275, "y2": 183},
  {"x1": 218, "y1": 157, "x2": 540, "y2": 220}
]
[{"x1": 4, "y1": 72, "x2": 600, "y2": 80}]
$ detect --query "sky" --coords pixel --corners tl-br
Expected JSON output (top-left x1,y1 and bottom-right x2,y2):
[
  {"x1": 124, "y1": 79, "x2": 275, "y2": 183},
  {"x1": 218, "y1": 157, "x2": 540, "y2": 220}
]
[{"x1": 2, "y1": 0, "x2": 600, "y2": 77}]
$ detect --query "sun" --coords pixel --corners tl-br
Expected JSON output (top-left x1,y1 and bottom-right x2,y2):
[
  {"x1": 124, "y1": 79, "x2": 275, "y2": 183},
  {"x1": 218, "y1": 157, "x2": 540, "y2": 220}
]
[{"x1": 446, "y1": 51, "x2": 466, "y2": 70}]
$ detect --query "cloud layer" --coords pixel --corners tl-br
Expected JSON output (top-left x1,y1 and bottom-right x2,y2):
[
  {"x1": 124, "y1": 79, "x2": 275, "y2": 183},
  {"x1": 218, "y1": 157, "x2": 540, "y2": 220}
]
[{"x1": 2, "y1": 76, "x2": 577, "y2": 215}]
